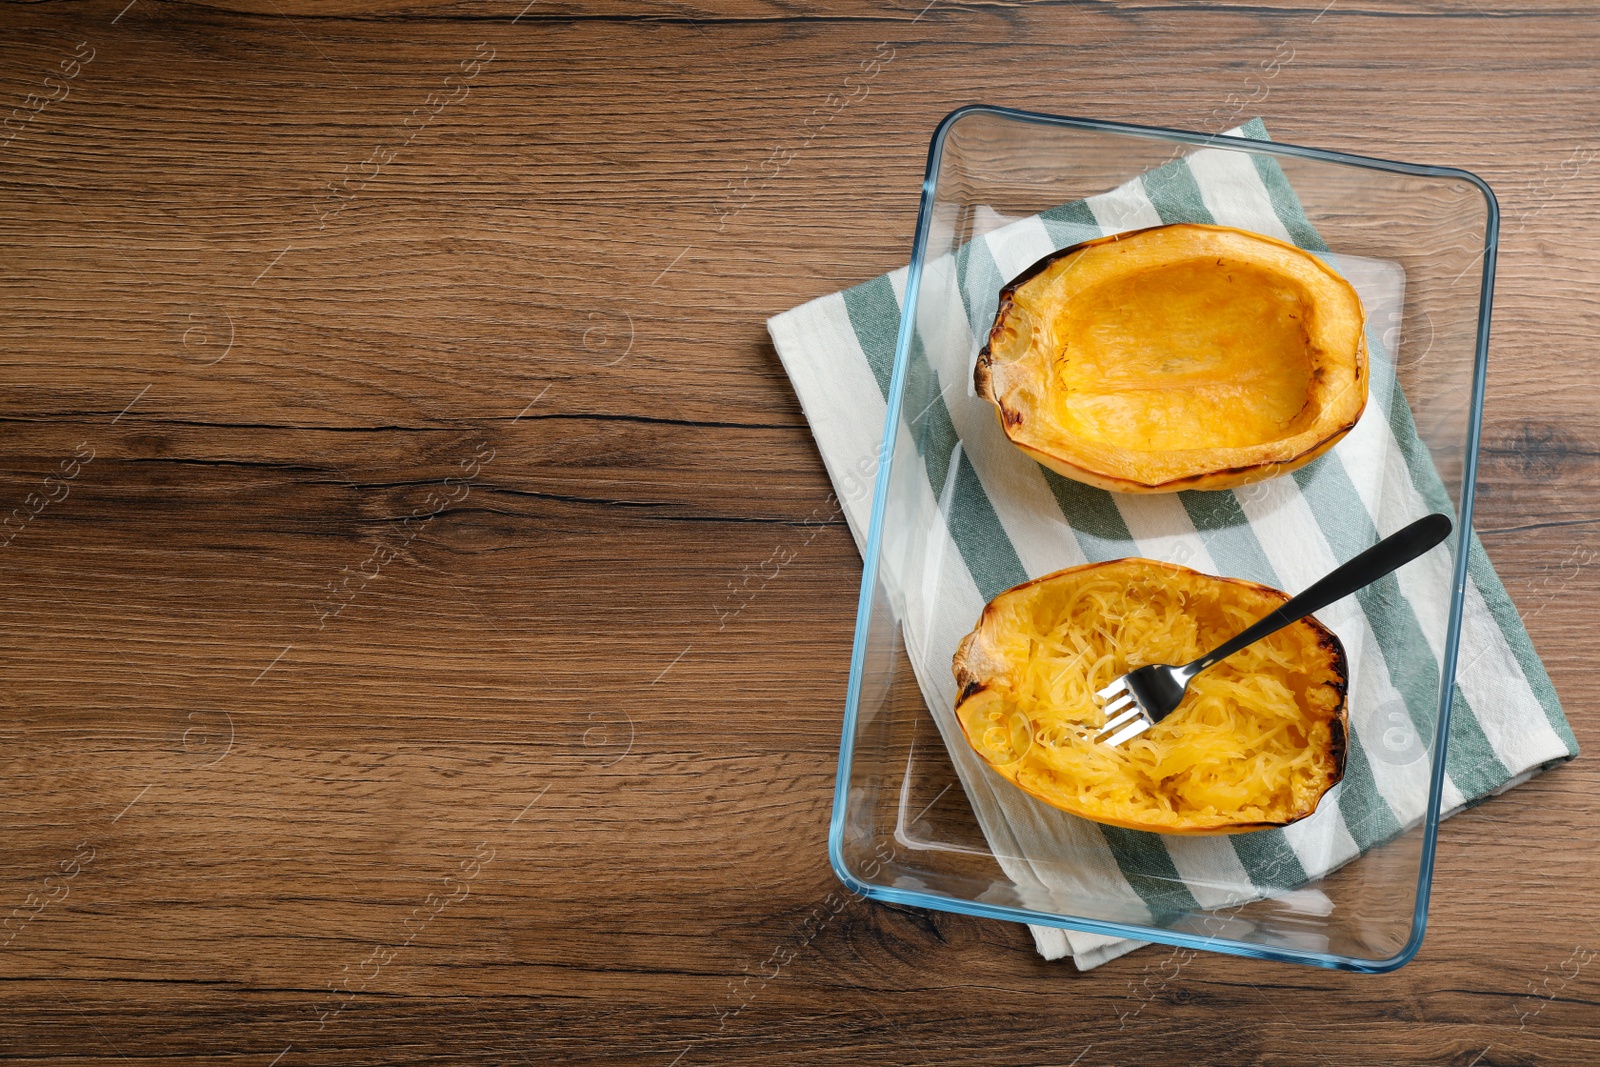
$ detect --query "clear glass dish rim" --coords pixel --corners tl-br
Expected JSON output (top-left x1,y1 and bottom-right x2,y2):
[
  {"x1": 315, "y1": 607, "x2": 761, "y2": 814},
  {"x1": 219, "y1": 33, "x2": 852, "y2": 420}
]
[{"x1": 827, "y1": 104, "x2": 1500, "y2": 972}]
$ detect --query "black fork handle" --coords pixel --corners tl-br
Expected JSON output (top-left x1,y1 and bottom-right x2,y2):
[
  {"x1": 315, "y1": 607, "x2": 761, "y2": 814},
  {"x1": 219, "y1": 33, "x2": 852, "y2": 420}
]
[{"x1": 1183, "y1": 513, "x2": 1454, "y2": 681}]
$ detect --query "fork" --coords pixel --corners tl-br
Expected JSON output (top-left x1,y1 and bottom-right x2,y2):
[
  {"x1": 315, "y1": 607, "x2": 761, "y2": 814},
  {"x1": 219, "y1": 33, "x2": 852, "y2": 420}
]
[{"x1": 1094, "y1": 512, "x2": 1454, "y2": 747}]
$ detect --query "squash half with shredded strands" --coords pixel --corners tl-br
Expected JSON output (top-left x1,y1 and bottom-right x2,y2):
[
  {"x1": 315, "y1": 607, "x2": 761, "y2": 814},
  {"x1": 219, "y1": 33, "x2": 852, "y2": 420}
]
[{"x1": 953, "y1": 558, "x2": 1348, "y2": 835}]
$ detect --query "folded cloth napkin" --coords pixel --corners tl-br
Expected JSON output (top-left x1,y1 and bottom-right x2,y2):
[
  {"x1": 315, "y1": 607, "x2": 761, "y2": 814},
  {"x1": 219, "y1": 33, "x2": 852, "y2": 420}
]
[{"x1": 768, "y1": 120, "x2": 1579, "y2": 970}]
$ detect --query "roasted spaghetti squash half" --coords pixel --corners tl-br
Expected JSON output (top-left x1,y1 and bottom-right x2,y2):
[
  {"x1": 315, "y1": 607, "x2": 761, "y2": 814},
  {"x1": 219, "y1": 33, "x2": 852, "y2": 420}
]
[
  {"x1": 975, "y1": 223, "x2": 1368, "y2": 493},
  {"x1": 952, "y1": 558, "x2": 1348, "y2": 835}
]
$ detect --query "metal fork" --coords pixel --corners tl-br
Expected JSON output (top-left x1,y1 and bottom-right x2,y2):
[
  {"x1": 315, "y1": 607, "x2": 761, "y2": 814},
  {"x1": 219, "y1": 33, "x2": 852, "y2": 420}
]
[{"x1": 1094, "y1": 513, "x2": 1454, "y2": 747}]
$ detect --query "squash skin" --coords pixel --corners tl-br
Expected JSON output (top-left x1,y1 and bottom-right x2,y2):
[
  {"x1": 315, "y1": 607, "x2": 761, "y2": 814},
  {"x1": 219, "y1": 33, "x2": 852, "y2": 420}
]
[
  {"x1": 952, "y1": 558, "x2": 1349, "y2": 836},
  {"x1": 975, "y1": 224, "x2": 1368, "y2": 493}
]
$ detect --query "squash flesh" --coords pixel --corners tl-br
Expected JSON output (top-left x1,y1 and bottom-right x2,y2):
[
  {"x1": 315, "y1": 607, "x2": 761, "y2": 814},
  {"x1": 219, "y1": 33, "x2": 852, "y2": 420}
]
[
  {"x1": 976, "y1": 223, "x2": 1367, "y2": 493},
  {"x1": 953, "y1": 559, "x2": 1348, "y2": 835},
  {"x1": 1052, "y1": 259, "x2": 1318, "y2": 452}
]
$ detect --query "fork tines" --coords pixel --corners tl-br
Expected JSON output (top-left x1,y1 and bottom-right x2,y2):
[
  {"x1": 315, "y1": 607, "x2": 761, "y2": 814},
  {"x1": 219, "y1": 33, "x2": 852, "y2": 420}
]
[{"x1": 1094, "y1": 679, "x2": 1153, "y2": 747}]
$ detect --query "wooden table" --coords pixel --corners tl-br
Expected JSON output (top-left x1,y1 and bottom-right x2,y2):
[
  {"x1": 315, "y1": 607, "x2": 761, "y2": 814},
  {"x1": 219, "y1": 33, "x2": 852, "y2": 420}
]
[{"x1": 1, "y1": 2, "x2": 1595, "y2": 1063}]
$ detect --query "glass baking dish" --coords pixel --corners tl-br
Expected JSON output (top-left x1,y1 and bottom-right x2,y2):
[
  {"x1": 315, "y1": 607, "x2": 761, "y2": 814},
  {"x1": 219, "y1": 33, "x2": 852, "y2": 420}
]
[{"x1": 828, "y1": 106, "x2": 1499, "y2": 970}]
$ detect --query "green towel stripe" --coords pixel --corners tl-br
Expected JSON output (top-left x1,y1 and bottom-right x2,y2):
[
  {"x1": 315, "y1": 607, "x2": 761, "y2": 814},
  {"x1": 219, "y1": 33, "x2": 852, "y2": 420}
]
[
  {"x1": 1248, "y1": 152, "x2": 1329, "y2": 253},
  {"x1": 840, "y1": 283, "x2": 1029, "y2": 601},
  {"x1": 839, "y1": 274, "x2": 901, "y2": 398},
  {"x1": 1037, "y1": 198, "x2": 1101, "y2": 250},
  {"x1": 1338, "y1": 730, "x2": 1405, "y2": 849},
  {"x1": 1464, "y1": 531, "x2": 1578, "y2": 754},
  {"x1": 1041, "y1": 470, "x2": 1134, "y2": 561},
  {"x1": 1142, "y1": 161, "x2": 1218, "y2": 227},
  {"x1": 1229, "y1": 831, "x2": 1309, "y2": 892},
  {"x1": 948, "y1": 452, "x2": 1030, "y2": 600},
  {"x1": 1178, "y1": 490, "x2": 1279, "y2": 586},
  {"x1": 1098, "y1": 826, "x2": 1202, "y2": 918},
  {"x1": 907, "y1": 340, "x2": 963, "y2": 492},
  {"x1": 1292, "y1": 456, "x2": 1512, "y2": 798},
  {"x1": 906, "y1": 347, "x2": 1029, "y2": 600},
  {"x1": 955, "y1": 232, "x2": 1006, "y2": 337},
  {"x1": 1236, "y1": 117, "x2": 1271, "y2": 141}
]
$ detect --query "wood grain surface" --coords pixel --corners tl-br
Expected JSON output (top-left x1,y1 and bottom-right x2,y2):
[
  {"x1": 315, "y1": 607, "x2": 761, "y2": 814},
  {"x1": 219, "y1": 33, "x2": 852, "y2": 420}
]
[{"x1": 1, "y1": 1, "x2": 1597, "y2": 1064}]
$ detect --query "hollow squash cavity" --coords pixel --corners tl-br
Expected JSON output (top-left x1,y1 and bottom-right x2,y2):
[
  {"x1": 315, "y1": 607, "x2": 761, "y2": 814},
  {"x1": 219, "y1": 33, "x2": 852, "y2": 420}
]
[{"x1": 976, "y1": 224, "x2": 1367, "y2": 493}]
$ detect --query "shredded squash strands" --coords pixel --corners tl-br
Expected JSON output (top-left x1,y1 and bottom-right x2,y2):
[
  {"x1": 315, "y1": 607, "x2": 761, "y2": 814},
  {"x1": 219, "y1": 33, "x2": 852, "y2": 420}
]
[{"x1": 954, "y1": 560, "x2": 1347, "y2": 835}]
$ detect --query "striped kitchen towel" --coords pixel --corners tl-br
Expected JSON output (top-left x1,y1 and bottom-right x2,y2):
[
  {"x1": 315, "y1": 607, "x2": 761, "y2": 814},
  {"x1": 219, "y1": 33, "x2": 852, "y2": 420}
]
[{"x1": 768, "y1": 120, "x2": 1578, "y2": 970}]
